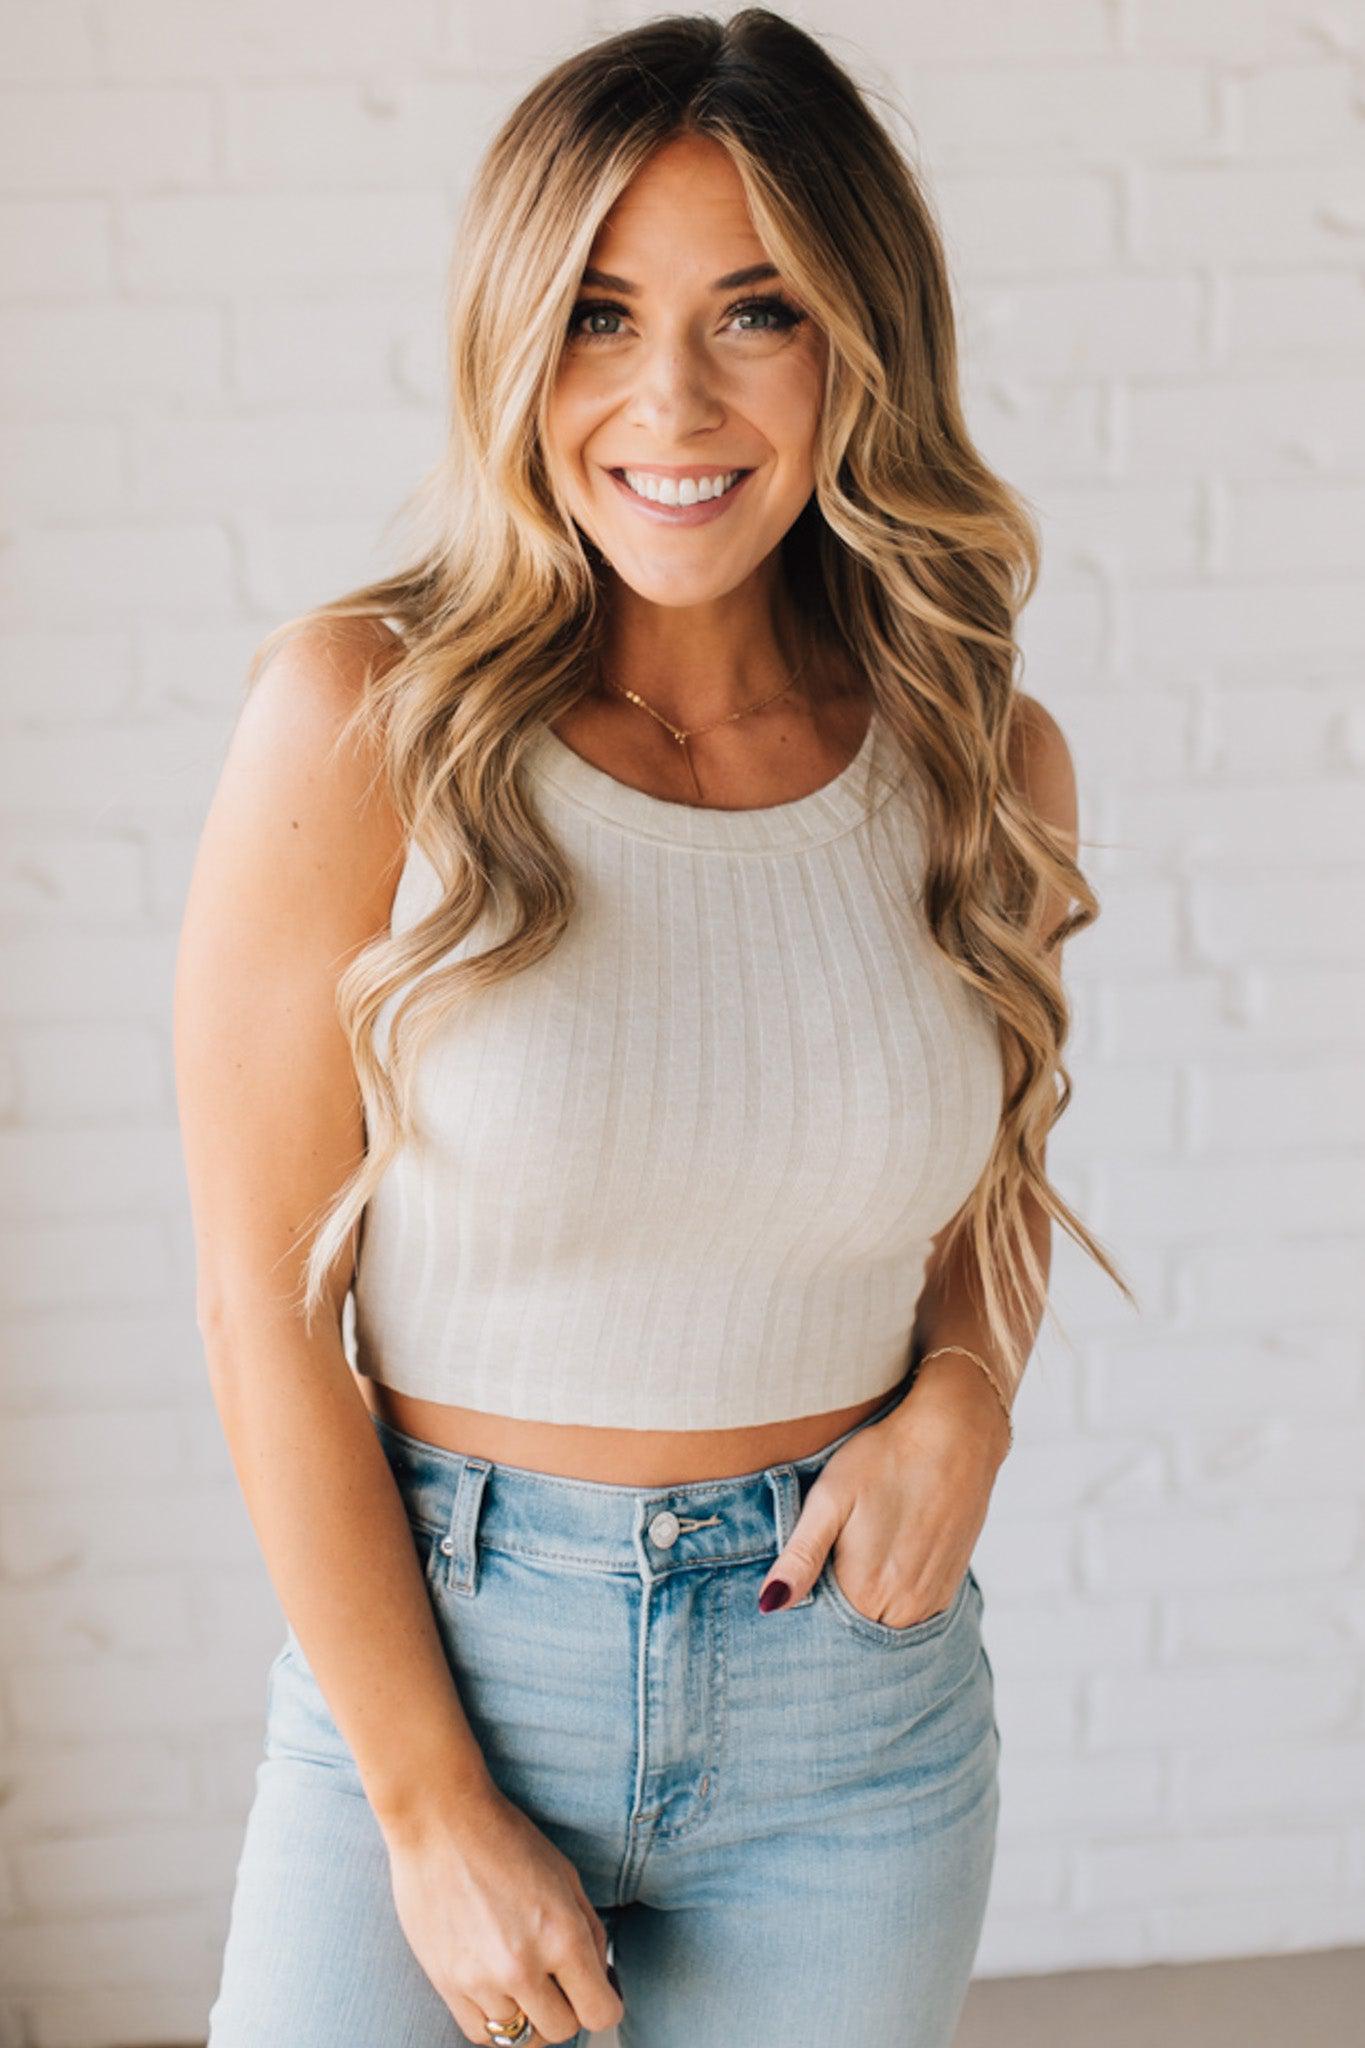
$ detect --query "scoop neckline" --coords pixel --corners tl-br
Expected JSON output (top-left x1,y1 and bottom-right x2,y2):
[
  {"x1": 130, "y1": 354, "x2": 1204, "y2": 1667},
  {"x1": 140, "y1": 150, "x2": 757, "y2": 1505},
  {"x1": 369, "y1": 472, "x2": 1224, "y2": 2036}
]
[{"x1": 529, "y1": 703, "x2": 894, "y2": 852}]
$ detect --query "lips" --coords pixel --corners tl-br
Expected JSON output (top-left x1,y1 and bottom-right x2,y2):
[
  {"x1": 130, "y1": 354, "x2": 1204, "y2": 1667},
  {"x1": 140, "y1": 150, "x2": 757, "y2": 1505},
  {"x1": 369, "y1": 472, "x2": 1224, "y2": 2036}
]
[{"x1": 604, "y1": 465, "x2": 757, "y2": 527}]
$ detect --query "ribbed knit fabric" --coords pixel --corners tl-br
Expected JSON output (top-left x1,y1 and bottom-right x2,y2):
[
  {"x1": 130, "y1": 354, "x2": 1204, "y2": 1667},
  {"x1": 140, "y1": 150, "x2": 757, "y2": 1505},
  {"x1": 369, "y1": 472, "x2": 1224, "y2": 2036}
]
[{"x1": 350, "y1": 707, "x2": 1005, "y2": 1428}]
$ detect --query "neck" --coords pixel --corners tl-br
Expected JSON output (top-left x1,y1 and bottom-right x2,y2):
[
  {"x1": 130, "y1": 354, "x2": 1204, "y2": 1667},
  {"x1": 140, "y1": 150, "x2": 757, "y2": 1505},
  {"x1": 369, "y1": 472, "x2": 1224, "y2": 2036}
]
[{"x1": 597, "y1": 568, "x2": 811, "y2": 731}]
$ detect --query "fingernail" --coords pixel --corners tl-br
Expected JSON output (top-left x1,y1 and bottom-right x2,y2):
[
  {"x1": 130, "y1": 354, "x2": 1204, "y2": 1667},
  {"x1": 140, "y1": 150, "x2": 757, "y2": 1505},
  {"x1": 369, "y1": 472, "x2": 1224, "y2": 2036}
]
[
  {"x1": 759, "y1": 1578, "x2": 791, "y2": 1612},
  {"x1": 607, "y1": 1962, "x2": 621, "y2": 1995}
]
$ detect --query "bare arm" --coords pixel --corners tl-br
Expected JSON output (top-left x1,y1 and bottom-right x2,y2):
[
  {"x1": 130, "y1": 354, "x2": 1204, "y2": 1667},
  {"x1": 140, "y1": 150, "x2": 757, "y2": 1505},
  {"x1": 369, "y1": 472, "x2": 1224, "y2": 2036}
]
[
  {"x1": 173, "y1": 618, "x2": 494, "y2": 1840},
  {"x1": 908, "y1": 690, "x2": 1079, "y2": 1440}
]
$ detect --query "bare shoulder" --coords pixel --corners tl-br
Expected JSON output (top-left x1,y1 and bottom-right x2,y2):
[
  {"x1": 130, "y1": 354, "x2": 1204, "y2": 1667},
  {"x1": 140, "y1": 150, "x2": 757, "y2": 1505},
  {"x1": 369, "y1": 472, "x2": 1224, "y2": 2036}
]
[
  {"x1": 1006, "y1": 692, "x2": 1078, "y2": 854},
  {"x1": 248, "y1": 612, "x2": 405, "y2": 732},
  {"x1": 221, "y1": 614, "x2": 409, "y2": 930}
]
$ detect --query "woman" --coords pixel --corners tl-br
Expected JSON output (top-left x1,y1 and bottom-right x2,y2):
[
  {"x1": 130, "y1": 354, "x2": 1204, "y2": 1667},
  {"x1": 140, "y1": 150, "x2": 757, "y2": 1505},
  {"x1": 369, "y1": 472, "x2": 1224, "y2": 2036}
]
[{"x1": 177, "y1": 12, "x2": 1129, "y2": 2045}]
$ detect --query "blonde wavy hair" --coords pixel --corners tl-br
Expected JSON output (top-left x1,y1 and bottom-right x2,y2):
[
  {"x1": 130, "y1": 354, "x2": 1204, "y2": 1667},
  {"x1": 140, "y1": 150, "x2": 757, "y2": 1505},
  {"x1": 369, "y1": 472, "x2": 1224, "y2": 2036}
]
[{"x1": 246, "y1": 8, "x2": 1136, "y2": 1398}]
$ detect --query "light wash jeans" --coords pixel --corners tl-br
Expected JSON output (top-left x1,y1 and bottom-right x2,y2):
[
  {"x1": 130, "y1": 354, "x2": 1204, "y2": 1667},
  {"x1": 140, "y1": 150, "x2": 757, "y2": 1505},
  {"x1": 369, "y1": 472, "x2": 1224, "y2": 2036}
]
[{"x1": 206, "y1": 1373, "x2": 1000, "y2": 2045}]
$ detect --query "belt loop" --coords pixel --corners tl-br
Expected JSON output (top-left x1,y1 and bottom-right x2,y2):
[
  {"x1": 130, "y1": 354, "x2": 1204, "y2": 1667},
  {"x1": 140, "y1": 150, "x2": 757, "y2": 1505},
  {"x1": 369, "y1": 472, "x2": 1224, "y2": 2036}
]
[
  {"x1": 434, "y1": 1458, "x2": 491, "y2": 1598},
  {"x1": 764, "y1": 1465, "x2": 816, "y2": 1608}
]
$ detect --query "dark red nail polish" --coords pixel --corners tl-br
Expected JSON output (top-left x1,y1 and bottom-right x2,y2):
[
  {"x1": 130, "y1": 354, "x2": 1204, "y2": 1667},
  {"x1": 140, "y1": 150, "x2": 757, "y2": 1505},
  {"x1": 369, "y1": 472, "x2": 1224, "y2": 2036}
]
[{"x1": 759, "y1": 1578, "x2": 791, "y2": 1612}]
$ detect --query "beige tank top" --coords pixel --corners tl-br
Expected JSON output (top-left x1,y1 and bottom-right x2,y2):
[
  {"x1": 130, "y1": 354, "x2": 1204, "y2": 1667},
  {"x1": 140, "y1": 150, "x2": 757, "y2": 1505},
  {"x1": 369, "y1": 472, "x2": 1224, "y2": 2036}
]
[{"x1": 351, "y1": 707, "x2": 1005, "y2": 1428}]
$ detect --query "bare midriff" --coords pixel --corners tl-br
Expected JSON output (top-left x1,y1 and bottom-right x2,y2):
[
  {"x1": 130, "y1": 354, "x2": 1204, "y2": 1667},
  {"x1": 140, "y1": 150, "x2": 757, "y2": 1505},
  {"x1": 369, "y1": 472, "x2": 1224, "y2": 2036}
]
[{"x1": 354, "y1": 1371, "x2": 898, "y2": 1485}]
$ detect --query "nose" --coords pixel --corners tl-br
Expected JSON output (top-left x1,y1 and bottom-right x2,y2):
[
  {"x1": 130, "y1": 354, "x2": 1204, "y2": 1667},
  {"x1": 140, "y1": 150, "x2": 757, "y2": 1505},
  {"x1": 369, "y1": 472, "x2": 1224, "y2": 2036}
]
[{"x1": 623, "y1": 338, "x2": 724, "y2": 439}]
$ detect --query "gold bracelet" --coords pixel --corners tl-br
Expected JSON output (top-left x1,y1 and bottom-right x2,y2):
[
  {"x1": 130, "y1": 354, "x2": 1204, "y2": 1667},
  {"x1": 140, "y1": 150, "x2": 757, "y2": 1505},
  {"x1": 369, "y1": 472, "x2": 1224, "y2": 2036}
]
[{"x1": 918, "y1": 1344, "x2": 1015, "y2": 1455}]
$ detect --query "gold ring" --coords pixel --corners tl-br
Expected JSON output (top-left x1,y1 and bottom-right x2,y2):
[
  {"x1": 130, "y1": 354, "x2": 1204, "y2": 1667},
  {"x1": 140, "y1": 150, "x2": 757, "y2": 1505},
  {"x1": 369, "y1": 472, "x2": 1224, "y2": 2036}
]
[{"x1": 484, "y1": 2007, "x2": 534, "y2": 2046}]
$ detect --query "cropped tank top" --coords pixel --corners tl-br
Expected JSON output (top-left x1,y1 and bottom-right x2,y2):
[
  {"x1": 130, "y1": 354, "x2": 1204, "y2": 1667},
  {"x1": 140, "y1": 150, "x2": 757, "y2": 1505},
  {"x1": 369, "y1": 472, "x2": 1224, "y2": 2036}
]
[{"x1": 350, "y1": 707, "x2": 1005, "y2": 1429}]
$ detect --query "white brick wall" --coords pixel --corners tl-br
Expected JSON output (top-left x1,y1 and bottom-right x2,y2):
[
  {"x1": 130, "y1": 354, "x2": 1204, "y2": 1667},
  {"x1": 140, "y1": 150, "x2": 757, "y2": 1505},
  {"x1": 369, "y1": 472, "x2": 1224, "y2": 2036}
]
[{"x1": 1, "y1": 1, "x2": 1361, "y2": 2040}]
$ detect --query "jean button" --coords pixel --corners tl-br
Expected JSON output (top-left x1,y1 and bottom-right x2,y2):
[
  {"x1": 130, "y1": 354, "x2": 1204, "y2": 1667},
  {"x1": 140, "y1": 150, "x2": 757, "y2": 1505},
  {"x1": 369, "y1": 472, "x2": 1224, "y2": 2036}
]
[{"x1": 648, "y1": 1510, "x2": 681, "y2": 1548}]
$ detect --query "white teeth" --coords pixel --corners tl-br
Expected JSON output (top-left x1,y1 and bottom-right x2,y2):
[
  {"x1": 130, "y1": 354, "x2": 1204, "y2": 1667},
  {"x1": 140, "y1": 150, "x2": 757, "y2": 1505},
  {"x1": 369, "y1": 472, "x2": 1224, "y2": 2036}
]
[{"x1": 621, "y1": 468, "x2": 741, "y2": 506}]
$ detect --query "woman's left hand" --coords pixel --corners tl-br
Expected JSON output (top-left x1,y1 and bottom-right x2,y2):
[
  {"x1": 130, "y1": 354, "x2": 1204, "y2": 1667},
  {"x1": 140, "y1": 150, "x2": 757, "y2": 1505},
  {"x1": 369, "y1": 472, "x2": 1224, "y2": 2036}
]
[{"x1": 757, "y1": 1358, "x2": 1010, "y2": 1626}]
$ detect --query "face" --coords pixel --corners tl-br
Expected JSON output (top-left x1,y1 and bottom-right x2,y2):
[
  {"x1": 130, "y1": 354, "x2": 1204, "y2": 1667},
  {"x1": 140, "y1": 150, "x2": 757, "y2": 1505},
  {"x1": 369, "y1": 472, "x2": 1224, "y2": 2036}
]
[{"x1": 545, "y1": 133, "x2": 827, "y2": 611}]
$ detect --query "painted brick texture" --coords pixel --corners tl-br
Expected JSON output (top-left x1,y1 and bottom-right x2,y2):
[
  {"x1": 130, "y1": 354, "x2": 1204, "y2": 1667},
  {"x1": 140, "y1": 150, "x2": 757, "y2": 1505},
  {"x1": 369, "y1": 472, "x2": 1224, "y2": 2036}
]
[{"x1": 1, "y1": 2, "x2": 1362, "y2": 2040}]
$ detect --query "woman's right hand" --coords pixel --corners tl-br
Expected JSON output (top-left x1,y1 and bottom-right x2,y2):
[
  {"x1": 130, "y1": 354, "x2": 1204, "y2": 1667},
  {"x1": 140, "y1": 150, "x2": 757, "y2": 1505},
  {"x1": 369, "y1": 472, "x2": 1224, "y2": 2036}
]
[{"x1": 384, "y1": 1780, "x2": 624, "y2": 2045}]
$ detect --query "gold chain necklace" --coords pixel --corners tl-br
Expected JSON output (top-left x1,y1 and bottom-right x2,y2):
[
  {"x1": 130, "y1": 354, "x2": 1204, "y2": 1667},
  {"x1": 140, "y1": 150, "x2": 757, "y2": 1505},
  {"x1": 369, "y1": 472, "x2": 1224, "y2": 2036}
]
[{"x1": 604, "y1": 663, "x2": 806, "y2": 805}]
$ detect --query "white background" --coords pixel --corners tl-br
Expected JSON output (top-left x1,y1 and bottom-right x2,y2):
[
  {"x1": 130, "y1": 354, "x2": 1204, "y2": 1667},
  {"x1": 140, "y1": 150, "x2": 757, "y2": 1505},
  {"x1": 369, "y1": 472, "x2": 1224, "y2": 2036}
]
[{"x1": 1, "y1": 1, "x2": 1363, "y2": 2041}]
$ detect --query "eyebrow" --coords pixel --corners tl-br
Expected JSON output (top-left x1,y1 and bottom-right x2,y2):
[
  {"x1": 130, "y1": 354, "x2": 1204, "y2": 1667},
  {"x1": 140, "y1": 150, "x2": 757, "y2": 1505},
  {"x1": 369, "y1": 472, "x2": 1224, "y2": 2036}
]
[{"x1": 578, "y1": 262, "x2": 781, "y2": 294}]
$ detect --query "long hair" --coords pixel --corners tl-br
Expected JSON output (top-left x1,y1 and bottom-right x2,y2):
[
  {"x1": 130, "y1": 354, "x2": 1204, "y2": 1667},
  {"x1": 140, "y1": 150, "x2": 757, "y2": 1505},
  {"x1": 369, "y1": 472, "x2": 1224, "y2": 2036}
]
[{"x1": 246, "y1": 8, "x2": 1136, "y2": 1396}]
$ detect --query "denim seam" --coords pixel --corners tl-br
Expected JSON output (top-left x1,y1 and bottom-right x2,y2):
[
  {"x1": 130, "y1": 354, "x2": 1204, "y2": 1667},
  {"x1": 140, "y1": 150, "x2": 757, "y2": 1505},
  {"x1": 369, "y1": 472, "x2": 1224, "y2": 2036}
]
[
  {"x1": 414, "y1": 1527, "x2": 831, "y2": 1581},
  {"x1": 651, "y1": 1568, "x2": 728, "y2": 1846}
]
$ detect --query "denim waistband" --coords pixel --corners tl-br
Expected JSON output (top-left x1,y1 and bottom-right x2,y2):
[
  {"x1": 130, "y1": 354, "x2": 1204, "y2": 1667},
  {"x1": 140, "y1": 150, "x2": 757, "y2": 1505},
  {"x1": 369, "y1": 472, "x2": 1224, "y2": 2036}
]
[{"x1": 368, "y1": 1370, "x2": 916, "y2": 1595}]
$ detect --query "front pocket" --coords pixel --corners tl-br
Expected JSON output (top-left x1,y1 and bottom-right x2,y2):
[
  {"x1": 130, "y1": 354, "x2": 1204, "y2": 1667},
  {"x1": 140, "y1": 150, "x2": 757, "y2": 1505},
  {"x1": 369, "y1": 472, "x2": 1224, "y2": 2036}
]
[{"x1": 818, "y1": 1555, "x2": 973, "y2": 1647}]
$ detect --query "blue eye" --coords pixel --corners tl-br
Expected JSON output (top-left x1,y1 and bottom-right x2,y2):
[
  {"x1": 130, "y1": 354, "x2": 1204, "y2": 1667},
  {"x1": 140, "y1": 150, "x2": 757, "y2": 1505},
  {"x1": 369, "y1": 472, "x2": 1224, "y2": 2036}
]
[{"x1": 566, "y1": 293, "x2": 806, "y2": 345}]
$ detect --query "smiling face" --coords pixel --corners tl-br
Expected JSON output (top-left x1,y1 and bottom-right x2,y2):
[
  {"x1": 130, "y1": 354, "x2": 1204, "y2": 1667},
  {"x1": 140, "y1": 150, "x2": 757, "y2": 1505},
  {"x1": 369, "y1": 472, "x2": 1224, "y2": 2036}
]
[{"x1": 545, "y1": 133, "x2": 827, "y2": 612}]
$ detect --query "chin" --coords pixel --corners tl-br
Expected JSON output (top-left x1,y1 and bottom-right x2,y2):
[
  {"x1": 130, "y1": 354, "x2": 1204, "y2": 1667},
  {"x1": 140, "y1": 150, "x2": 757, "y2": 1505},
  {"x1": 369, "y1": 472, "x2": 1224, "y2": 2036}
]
[{"x1": 608, "y1": 556, "x2": 759, "y2": 607}]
